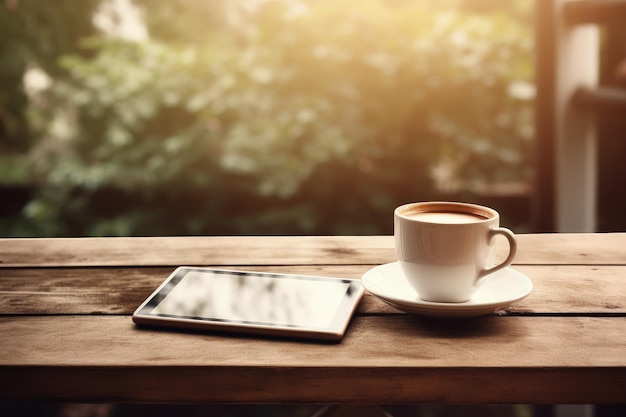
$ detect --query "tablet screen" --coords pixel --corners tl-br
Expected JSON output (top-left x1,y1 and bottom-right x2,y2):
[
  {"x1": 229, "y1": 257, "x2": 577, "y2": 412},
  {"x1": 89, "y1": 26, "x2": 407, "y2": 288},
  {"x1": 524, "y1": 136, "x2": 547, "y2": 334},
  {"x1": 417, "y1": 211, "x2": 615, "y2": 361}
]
[{"x1": 133, "y1": 267, "x2": 364, "y2": 340}]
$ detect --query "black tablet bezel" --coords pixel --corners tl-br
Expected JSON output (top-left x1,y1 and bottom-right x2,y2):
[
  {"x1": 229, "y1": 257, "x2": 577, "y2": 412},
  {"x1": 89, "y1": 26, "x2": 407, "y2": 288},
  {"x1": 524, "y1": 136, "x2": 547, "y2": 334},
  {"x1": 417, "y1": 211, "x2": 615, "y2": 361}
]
[{"x1": 132, "y1": 267, "x2": 364, "y2": 341}]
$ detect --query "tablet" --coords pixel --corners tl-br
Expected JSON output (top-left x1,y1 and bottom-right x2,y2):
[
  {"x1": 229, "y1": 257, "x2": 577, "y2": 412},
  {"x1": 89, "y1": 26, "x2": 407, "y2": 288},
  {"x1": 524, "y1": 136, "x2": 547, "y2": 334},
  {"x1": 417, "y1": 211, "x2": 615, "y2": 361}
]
[{"x1": 132, "y1": 267, "x2": 364, "y2": 341}]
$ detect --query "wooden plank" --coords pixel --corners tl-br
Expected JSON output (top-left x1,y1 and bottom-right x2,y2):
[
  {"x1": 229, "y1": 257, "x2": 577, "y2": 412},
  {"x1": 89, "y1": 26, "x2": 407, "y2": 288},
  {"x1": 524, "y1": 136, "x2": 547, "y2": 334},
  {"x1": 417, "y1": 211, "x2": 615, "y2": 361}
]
[
  {"x1": 0, "y1": 236, "x2": 394, "y2": 268},
  {"x1": 1, "y1": 265, "x2": 625, "y2": 315},
  {"x1": 1, "y1": 315, "x2": 625, "y2": 403},
  {"x1": 2, "y1": 365, "x2": 624, "y2": 405},
  {"x1": 1, "y1": 234, "x2": 625, "y2": 268},
  {"x1": 512, "y1": 265, "x2": 626, "y2": 315}
]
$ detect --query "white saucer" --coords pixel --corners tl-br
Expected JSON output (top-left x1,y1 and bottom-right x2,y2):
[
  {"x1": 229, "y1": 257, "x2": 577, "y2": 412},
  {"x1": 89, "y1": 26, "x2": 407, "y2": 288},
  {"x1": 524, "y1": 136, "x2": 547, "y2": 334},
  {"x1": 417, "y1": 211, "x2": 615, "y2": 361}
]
[{"x1": 361, "y1": 262, "x2": 533, "y2": 318}]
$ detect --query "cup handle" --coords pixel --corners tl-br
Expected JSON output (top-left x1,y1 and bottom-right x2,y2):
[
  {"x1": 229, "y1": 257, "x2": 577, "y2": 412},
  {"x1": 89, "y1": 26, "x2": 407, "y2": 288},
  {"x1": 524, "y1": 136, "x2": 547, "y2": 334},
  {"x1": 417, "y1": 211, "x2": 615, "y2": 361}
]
[{"x1": 477, "y1": 227, "x2": 517, "y2": 282}]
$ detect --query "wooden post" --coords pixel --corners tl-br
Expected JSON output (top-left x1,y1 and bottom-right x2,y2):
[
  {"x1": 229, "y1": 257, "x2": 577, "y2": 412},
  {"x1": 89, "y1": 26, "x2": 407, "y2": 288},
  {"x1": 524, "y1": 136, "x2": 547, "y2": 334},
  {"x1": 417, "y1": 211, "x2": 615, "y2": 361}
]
[
  {"x1": 534, "y1": 0, "x2": 558, "y2": 232},
  {"x1": 536, "y1": 0, "x2": 626, "y2": 232},
  {"x1": 555, "y1": 0, "x2": 599, "y2": 232}
]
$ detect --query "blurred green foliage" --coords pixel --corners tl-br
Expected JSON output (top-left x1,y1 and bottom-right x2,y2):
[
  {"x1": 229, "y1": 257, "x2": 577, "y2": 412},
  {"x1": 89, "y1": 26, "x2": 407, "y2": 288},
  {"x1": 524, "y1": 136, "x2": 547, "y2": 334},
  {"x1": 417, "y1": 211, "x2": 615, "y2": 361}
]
[{"x1": 0, "y1": 0, "x2": 534, "y2": 236}]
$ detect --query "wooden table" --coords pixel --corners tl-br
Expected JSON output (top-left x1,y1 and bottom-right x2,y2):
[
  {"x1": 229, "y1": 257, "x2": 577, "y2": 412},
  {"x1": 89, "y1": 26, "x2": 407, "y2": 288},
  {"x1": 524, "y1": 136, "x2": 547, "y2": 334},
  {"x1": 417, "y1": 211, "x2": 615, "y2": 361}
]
[{"x1": 1, "y1": 234, "x2": 625, "y2": 405}]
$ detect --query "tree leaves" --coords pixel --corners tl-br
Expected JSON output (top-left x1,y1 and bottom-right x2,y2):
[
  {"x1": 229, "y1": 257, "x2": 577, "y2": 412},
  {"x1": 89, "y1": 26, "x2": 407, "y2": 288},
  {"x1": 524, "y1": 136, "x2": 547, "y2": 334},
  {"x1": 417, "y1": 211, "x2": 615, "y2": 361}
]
[{"x1": 0, "y1": 0, "x2": 534, "y2": 236}]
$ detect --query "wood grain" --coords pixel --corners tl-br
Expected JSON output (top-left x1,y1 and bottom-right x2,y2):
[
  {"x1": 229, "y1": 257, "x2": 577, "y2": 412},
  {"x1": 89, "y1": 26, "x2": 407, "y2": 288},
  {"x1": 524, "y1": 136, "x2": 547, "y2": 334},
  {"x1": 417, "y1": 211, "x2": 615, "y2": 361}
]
[
  {"x1": 1, "y1": 315, "x2": 625, "y2": 403},
  {"x1": 1, "y1": 234, "x2": 626, "y2": 405},
  {"x1": 1, "y1": 233, "x2": 625, "y2": 268},
  {"x1": 2, "y1": 234, "x2": 625, "y2": 315},
  {"x1": 1, "y1": 265, "x2": 625, "y2": 315}
]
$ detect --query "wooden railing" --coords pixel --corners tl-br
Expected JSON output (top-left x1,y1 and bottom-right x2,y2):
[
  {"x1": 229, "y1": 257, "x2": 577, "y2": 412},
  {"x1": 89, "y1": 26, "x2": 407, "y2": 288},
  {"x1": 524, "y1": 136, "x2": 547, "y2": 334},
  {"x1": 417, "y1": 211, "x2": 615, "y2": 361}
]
[
  {"x1": 534, "y1": 0, "x2": 626, "y2": 232},
  {"x1": 573, "y1": 86, "x2": 626, "y2": 112}
]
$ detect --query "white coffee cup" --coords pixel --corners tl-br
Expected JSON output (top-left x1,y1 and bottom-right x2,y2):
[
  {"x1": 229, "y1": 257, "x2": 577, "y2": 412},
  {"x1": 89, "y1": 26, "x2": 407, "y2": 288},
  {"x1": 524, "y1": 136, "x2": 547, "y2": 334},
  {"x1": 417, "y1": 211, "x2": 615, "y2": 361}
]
[{"x1": 394, "y1": 201, "x2": 517, "y2": 303}]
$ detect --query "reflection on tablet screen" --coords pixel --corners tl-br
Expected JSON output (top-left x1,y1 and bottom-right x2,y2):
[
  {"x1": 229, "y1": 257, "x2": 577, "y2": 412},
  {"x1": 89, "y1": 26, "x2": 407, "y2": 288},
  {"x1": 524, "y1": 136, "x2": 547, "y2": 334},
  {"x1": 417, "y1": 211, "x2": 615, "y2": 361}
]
[{"x1": 151, "y1": 270, "x2": 351, "y2": 328}]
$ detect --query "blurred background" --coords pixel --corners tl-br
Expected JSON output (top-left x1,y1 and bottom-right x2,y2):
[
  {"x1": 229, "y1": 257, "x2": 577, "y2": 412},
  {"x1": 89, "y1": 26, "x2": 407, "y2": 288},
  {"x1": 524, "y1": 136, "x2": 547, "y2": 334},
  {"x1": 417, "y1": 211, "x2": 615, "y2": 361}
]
[
  {"x1": 2, "y1": 3, "x2": 625, "y2": 417},
  {"x1": 0, "y1": 0, "x2": 539, "y2": 237}
]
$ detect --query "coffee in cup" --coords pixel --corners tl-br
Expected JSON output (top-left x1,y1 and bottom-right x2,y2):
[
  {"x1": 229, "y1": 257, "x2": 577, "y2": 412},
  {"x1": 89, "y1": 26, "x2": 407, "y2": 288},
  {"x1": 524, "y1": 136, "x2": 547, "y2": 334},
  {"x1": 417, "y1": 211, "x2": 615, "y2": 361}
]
[{"x1": 394, "y1": 201, "x2": 517, "y2": 303}]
